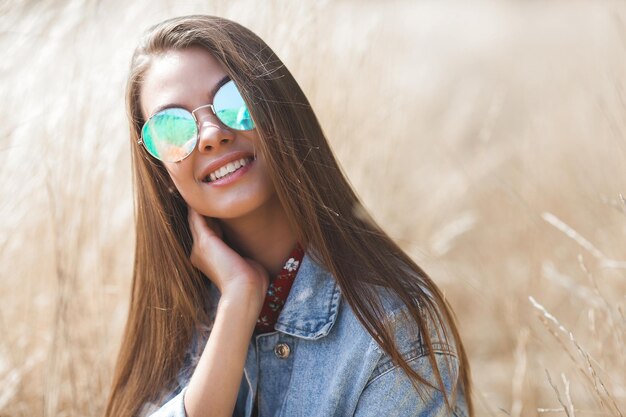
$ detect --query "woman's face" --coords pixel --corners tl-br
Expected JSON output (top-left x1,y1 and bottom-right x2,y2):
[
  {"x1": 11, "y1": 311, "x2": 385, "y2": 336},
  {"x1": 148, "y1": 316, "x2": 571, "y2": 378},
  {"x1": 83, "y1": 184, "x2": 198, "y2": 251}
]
[{"x1": 139, "y1": 46, "x2": 277, "y2": 220}]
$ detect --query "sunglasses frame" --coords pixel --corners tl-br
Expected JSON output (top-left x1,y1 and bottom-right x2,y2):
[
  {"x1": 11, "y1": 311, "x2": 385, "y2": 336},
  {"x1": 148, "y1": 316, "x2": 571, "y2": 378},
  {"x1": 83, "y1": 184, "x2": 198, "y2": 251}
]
[{"x1": 137, "y1": 79, "x2": 255, "y2": 162}]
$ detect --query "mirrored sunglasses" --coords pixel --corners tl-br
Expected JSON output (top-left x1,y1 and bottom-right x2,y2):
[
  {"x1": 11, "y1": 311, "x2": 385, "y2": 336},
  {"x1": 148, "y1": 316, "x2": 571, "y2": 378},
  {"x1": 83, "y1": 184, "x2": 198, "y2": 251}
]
[{"x1": 138, "y1": 79, "x2": 255, "y2": 162}]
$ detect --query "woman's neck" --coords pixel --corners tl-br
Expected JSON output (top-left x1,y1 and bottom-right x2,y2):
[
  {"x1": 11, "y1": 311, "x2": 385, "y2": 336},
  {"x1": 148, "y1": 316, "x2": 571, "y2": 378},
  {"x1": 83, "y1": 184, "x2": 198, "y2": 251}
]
[{"x1": 219, "y1": 195, "x2": 298, "y2": 277}]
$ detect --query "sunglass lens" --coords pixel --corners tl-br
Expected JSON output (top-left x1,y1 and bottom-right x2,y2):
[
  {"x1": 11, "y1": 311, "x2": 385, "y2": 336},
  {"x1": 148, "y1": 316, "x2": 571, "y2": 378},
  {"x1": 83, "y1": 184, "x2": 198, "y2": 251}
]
[
  {"x1": 142, "y1": 108, "x2": 197, "y2": 162},
  {"x1": 213, "y1": 80, "x2": 255, "y2": 130}
]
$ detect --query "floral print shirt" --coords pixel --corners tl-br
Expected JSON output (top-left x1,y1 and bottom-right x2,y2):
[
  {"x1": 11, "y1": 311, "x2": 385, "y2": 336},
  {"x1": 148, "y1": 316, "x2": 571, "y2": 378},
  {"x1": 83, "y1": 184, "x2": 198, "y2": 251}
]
[{"x1": 255, "y1": 242, "x2": 305, "y2": 333}]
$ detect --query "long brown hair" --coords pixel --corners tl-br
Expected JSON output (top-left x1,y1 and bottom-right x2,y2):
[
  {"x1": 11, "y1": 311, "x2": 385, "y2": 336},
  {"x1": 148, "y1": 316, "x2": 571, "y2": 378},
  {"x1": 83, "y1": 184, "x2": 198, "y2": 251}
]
[{"x1": 106, "y1": 15, "x2": 473, "y2": 417}]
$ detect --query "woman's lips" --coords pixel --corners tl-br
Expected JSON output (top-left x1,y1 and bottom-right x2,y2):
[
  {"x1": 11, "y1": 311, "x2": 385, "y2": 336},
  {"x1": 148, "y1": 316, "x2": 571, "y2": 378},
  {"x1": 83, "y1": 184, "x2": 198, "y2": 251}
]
[
  {"x1": 203, "y1": 157, "x2": 254, "y2": 187},
  {"x1": 198, "y1": 151, "x2": 255, "y2": 182}
]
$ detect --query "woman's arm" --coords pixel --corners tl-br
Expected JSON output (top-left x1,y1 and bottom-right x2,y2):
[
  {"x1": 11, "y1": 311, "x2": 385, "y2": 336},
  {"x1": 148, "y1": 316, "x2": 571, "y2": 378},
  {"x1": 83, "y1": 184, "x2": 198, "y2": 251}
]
[
  {"x1": 181, "y1": 208, "x2": 269, "y2": 417},
  {"x1": 353, "y1": 302, "x2": 466, "y2": 417},
  {"x1": 147, "y1": 295, "x2": 258, "y2": 417},
  {"x1": 183, "y1": 292, "x2": 260, "y2": 417}
]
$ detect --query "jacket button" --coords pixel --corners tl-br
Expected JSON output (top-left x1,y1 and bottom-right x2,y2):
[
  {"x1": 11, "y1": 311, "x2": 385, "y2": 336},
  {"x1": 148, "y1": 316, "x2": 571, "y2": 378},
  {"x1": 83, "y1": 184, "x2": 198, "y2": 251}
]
[{"x1": 274, "y1": 343, "x2": 291, "y2": 359}]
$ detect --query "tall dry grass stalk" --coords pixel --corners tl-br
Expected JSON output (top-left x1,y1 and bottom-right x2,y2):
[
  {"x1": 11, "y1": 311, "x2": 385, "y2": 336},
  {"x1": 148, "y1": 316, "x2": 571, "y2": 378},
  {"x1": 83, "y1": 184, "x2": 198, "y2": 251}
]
[{"x1": 1, "y1": 1, "x2": 625, "y2": 416}]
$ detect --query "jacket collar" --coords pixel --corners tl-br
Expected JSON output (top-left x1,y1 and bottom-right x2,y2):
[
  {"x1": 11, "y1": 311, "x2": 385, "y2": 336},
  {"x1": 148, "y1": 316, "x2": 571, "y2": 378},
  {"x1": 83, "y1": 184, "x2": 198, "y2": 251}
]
[{"x1": 274, "y1": 250, "x2": 342, "y2": 340}]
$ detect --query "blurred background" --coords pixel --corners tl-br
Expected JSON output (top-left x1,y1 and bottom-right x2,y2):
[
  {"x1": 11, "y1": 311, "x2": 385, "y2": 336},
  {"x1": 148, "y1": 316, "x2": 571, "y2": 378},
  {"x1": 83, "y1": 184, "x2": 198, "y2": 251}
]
[{"x1": 1, "y1": 0, "x2": 625, "y2": 416}]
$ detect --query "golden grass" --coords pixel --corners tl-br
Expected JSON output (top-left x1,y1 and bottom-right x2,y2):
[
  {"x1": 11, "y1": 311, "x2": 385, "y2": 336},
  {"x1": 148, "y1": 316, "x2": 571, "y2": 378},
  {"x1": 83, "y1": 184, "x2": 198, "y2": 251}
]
[{"x1": 0, "y1": 1, "x2": 624, "y2": 416}]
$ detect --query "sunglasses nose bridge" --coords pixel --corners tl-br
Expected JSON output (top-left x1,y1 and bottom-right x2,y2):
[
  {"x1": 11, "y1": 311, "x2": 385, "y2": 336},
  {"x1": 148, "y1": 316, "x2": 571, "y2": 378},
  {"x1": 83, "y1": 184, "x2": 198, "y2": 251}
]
[
  {"x1": 192, "y1": 104, "x2": 222, "y2": 131},
  {"x1": 191, "y1": 103, "x2": 215, "y2": 120}
]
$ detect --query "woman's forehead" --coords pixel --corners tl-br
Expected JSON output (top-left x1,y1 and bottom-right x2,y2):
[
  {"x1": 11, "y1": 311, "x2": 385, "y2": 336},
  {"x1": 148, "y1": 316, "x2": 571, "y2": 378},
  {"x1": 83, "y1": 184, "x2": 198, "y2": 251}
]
[{"x1": 140, "y1": 47, "x2": 228, "y2": 119}]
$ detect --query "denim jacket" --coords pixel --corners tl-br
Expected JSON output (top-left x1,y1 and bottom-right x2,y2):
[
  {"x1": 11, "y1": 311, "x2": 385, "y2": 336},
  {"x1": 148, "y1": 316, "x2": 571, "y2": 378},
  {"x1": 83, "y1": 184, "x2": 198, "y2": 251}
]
[{"x1": 144, "y1": 252, "x2": 468, "y2": 417}]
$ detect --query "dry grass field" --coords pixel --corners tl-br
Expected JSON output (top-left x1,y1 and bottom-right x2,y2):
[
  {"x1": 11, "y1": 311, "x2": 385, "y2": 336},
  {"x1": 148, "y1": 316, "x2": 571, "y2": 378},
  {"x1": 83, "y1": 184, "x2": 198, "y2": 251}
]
[{"x1": 0, "y1": 0, "x2": 625, "y2": 416}]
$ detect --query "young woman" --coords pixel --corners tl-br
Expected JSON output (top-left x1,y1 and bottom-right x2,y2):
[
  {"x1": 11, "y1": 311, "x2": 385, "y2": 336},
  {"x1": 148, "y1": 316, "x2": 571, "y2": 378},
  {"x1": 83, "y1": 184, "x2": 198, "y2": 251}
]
[{"x1": 105, "y1": 15, "x2": 473, "y2": 417}]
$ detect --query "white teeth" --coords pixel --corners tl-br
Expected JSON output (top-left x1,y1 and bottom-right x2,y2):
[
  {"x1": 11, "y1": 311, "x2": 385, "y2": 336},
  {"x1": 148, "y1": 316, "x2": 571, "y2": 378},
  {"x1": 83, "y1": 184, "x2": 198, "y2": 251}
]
[{"x1": 206, "y1": 157, "x2": 252, "y2": 182}]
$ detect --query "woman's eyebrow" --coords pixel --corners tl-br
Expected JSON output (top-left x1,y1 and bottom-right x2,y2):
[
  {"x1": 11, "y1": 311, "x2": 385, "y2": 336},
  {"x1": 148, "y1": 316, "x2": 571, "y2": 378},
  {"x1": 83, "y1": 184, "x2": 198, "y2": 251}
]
[
  {"x1": 210, "y1": 75, "x2": 231, "y2": 99},
  {"x1": 148, "y1": 75, "x2": 232, "y2": 117}
]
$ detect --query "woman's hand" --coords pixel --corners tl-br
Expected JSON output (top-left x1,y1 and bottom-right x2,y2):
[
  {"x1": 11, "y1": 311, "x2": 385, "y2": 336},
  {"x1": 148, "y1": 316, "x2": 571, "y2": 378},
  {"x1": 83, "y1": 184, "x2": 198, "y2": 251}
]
[{"x1": 188, "y1": 207, "x2": 269, "y2": 308}]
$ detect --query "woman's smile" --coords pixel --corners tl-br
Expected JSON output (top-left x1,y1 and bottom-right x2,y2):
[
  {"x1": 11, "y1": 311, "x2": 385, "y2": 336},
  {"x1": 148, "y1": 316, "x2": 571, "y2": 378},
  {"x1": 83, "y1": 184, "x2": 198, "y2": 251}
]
[{"x1": 198, "y1": 151, "x2": 256, "y2": 186}]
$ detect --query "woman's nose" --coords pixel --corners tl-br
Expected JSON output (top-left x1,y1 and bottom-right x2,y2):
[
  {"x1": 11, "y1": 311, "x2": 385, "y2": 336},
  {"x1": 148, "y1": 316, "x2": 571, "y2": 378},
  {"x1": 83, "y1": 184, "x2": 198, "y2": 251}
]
[{"x1": 196, "y1": 117, "x2": 236, "y2": 153}]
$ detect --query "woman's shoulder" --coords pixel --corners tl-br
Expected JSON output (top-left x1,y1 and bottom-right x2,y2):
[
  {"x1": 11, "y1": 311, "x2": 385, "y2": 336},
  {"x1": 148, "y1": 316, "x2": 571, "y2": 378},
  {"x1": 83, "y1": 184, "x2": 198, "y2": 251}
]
[
  {"x1": 326, "y1": 260, "x2": 466, "y2": 416},
  {"x1": 348, "y1": 280, "x2": 459, "y2": 359},
  {"x1": 300, "y1": 249, "x2": 458, "y2": 355},
  {"x1": 290, "y1": 250, "x2": 456, "y2": 359}
]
